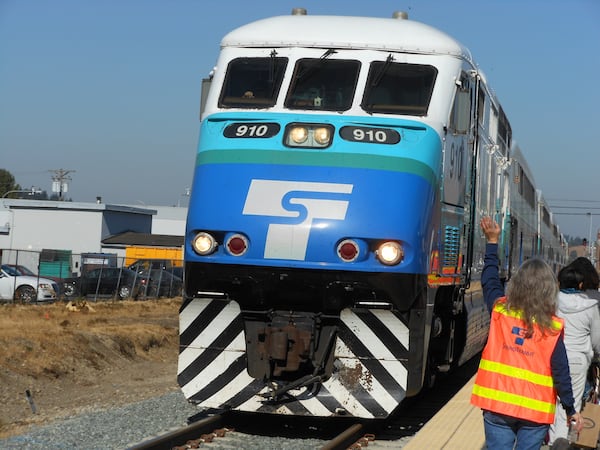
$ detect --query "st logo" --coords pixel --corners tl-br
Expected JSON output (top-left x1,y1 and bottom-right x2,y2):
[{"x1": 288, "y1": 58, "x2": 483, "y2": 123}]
[
  {"x1": 511, "y1": 326, "x2": 528, "y2": 346},
  {"x1": 242, "y1": 179, "x2": 353, "y2": 260}
]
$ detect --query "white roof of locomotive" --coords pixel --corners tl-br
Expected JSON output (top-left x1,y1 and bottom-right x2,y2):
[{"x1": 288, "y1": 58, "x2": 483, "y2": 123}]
[{"x1": 221, "y1": 13, "x2": 473, "y2": 63}]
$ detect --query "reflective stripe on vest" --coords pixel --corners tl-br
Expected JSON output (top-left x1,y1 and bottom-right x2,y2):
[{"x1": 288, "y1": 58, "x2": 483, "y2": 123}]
[
  {"x1": 492, "y1": 301, "x2": 563, "y2": 331},
  {"x1": 471, "y1": 297, "x2": 563, "y2": 424},
  {"x1": 478, "y1": 359, "x2": 553, "y2": 387},
  {"x1": 472, "y1": 384, "x2": 556, "y2": 415}
]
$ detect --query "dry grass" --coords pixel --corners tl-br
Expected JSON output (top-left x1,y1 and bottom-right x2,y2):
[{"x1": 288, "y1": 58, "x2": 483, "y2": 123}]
[
  {"x1": 0, "y1": 298, "x2": 182, "y2": 438},
  {"x1": 0, "y1": 299, "x2": 178, "y2": 377}
]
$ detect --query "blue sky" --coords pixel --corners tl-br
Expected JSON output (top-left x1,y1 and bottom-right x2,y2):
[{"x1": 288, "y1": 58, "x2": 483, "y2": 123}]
[{"x1": 1, "y1": 0, "x2": 599, "y2": 238}]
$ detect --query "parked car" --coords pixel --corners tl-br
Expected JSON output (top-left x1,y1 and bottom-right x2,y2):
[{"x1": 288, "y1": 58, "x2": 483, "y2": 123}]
[
  {"x1": 4, "y1": 264, "x2": 37, "y2": 277},
  {"x1": 0, "y1": 264, "x2": 59, "y2": 303},
  {"x1": 63, "y1": 267, "x2": 144, "y2": 300},
  {"x1": 4, "y1": 264, "x2": 65, "y2": 296},
  {"x1": 127, "y1": 259, "x2": 183, "y2": 279},
  {"x1": 137, "y1": 269, "x2": 183, "y2": 298}
]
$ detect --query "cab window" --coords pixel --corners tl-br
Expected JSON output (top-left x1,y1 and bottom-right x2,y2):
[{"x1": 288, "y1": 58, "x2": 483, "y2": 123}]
[
  {"x1": 285, "y1": 58, "x2": 360, "y2": 111},
  {"x1": 362, "y1": 61, "x2": 437, "y2": 116},
  {"x1": 219, "y1": 57, "x2": 288, "y2": 108}
]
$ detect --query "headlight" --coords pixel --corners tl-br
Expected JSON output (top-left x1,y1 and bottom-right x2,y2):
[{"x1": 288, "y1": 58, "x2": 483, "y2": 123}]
[
  {"x1": 313, "y1": 127, "x2": 331, "y2": 145},
  {"x1": 289, "y1": 126, "x2": 309, "y2": 144},
  {"x1": 376, "y1": 241, "x2": 404, "y2": 265},
  {"x1": 192, "y1": 232, "x2": 217, "y2": 255},
  {"x1": 285, "y1": 123, "x2": 333, "y2": 148},
  {"x1": 38, "y1": 283, "x2": 51, "y2": 289}
]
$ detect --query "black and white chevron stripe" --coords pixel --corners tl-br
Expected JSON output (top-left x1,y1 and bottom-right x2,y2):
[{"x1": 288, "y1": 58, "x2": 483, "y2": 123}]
[{"x1": 178, "y1": 298, "x2": 410, "y2": 418}]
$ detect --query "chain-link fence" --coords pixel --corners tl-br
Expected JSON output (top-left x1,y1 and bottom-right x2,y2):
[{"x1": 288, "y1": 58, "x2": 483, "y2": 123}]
[{"x1": 0, "y1": 248, "x2": 183, "y2": 303}]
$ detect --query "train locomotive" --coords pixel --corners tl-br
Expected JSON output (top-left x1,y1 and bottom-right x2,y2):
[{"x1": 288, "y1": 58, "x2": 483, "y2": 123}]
[{"x1": 178, "y1": 9, "x2": 566, "y2": 418}]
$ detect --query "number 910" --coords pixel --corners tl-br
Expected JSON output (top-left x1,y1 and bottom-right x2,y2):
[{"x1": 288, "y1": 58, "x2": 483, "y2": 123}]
[{"x1": 353, "y1": 128, "x2": 388, "y2": 142}]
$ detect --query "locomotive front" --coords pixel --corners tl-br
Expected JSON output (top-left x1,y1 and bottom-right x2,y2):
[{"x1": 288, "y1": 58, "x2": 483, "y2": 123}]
[{"x1": 178, "y1": 13, "x2": 459, "y2": 418}]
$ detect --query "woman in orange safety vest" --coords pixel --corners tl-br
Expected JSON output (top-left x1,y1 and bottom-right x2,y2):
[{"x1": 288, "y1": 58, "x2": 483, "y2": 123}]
[{"x1": 471, "y1": 217, "x2": 583, "y2": 450}]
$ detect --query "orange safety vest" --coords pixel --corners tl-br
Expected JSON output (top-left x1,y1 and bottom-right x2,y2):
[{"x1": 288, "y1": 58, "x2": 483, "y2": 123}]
[{"x1": 471, "y1": 297, "x2": 564, "y2": 424}]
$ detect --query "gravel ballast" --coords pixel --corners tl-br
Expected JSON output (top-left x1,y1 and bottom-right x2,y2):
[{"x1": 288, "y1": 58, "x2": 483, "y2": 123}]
[
  {"x1": 2, "y1": 391, "x2": 199, "y2": 449},
  {"x1": 0, "y1": 391, "x2": 332, "y2": 449}
]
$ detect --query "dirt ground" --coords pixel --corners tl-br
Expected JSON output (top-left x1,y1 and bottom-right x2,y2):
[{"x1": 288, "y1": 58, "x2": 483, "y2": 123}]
[{"x1": 0, "y1": 298, "x2": 183, "y2": 438}]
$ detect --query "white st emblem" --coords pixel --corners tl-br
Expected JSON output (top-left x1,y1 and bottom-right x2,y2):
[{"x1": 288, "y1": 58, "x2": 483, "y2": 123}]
[{"x1": 243, "y1": 179, "x2": 353, "y2": 260}]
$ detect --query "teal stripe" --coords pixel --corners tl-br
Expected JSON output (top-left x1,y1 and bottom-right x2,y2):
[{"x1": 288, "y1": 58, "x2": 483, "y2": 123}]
[{"x1": 197, "y1": 149, "x2": 437, "y2": 185}]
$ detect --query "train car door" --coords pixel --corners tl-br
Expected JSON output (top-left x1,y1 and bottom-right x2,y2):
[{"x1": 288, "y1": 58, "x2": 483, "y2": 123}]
[
  {"x1": 439, "y1": 71, "x2": 476, "y2": 280},
  {"x1": 442, "y1": 73, "x2": 471, "y2": 208}
]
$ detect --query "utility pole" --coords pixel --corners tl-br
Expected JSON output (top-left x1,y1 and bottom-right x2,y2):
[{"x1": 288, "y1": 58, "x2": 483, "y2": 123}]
[
  {"x1": 49, "y1": 169, "x2": 75, "y2": 201},
  {"x1": 588, "y1": 212, "x2": 593, "y2": 260}
]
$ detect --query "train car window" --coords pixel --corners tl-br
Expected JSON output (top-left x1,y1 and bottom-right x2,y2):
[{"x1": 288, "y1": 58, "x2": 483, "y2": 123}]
[
  {"x1": 362, "y1": 62, "x2": 437, "y2": 116},
  {"x1": 489, "y1": 104, "x2": 499, "y2": 141},
  {"x1": 517, "y1": 164, "x2": 523, "y2": 196},
  {"x1": 542, "y1": 206, "x2": 551, "y2": 227},
  {"x1": 497, "y1": 107, "x2": 511, "y2": 155},
  {"x1": 448, "y1": 73, "x2": 471, "y2": 134},
  {"x1": 285, "y1": 59, "x2": 360, "y2": 111},
  {"x1": 450, "y1": 88, "x2": 470, "y2": 134},
  {"x1": 477, "y1": 86, "x2": 486, "y2": 126},
  {"x1": 521, "y1": 171, "x2": 535, "y2": 208},
  {"x1": 219, "y1": 57, "x2": 288, "y2": 108}
]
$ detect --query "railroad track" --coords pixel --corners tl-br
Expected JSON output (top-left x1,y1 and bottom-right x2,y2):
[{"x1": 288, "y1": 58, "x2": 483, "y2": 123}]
[
  {"x1": 129, "y1": 411, "x2": 371, "y2": 450},
  {"x1": 129, "y1": 357, "x2": 478, "y2": 450},
  {"x1": 128, "y1": 414, "x2": 225, "y2": 450}
]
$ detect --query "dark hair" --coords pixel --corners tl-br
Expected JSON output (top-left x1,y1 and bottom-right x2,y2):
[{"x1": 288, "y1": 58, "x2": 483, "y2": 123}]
[
  {"x1": 569, "y1": 257, "x2": 600, "y2": 290},
  {"x1": 558, "y1": 266, "x2": 584, "y2": 290}
]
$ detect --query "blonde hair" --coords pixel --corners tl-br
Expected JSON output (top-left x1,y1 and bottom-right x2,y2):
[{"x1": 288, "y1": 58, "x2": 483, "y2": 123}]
[{"x1": 505, "y1": 258, "x2": 559, "y2": 336}]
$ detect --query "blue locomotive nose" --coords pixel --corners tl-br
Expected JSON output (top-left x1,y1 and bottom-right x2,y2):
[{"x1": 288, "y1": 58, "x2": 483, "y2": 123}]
[{"x1": 185, "y1": 113, "x2": 440, "y2": 277}]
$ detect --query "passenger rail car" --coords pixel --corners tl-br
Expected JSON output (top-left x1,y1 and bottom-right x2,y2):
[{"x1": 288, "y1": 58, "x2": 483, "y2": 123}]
[{"x1": 178, "y1": 9, "x2": 565, "y2": 418}]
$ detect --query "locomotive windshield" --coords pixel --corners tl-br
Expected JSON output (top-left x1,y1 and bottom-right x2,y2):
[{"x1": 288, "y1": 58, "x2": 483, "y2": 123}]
[
  {"x1": 285, "y1": 59, "x2": 360, "y2": 111},
  {"x1": 219, "y1": 57, "x2": 288, "y2": 108},
  {"x1": 362, "y1": 62, "x2": 437, "y2": 116},
  {"x1": 218, "y1": 56, "x2": 435, "y2": 116}
]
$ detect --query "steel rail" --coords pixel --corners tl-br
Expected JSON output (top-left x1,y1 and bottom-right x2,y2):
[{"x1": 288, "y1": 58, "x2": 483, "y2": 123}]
[
  {"x1": 321, "y1": 423, "x2": 365, "y2": 450},
  {"x1": 127, "y1": 414, "x2": 224, "y2": 450}
]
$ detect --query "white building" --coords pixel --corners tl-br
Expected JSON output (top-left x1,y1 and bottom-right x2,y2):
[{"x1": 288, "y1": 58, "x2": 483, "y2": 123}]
[
  {"x1": 146, "y1": 205, "x2": 187, "y2": 235},
  {"x1": 0, "y1": 199, "x2": 186, "y2": 276}
]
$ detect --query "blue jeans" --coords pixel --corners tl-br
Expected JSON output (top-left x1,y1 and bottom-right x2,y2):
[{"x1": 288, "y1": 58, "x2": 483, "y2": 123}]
[{"x1": 483, "y1": 411, "x2": 549, "y2": 450}]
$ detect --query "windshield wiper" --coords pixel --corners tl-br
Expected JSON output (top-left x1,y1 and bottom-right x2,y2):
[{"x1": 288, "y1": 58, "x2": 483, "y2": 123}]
[
  {"x1": 320, "y1": 48, "x2": 337, "y2": 59},
  {"x1": 371, "y1": 54, "x2": 395, "y2": 87},
  {"x1": 269, "y1": 49, "x2": 277, "y2": 82},
  {"x1": 296, "y1": 48, "x2": 337, "y2": 80},
  {"x1": 268, "y1": 49, "x2": 279, "y2": 98}
]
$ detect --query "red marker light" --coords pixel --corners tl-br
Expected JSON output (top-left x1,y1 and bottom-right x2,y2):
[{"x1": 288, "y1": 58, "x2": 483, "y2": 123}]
[
  {"x1": 227, "y1": 234, "x2": 248, "y2": 256},
  {"x1": 337, "y1": 239, "x2": 359, "y2": 262}
]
